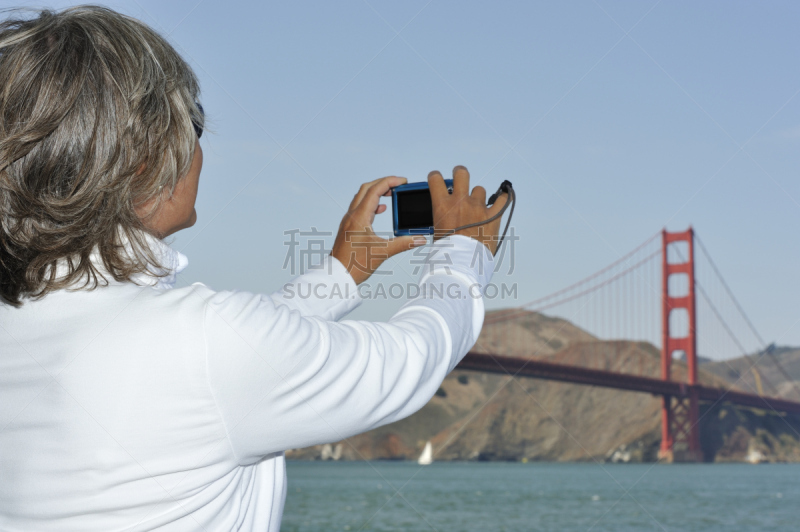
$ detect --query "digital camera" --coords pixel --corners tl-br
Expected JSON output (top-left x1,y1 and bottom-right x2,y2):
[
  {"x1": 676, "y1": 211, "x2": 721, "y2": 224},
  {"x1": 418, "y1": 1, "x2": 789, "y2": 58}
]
[{"x1": 391, "y1": 180, "x2": 453, "y2": 236}]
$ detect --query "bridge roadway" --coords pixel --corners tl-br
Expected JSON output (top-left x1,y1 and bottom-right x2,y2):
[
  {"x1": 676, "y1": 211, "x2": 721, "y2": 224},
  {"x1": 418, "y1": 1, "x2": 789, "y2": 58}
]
[{"x1": 457, "y1": 352, "x2": 800, "y2": 416}]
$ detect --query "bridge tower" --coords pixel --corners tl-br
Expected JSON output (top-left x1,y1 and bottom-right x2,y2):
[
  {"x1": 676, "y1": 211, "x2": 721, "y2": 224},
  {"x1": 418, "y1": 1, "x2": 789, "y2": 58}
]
[{"x1": 659, "y1": 228, "x2": 702, "y2": 462}]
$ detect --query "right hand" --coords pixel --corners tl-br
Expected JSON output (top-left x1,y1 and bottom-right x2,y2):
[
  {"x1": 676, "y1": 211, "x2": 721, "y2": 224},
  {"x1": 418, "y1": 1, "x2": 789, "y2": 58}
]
[
  {"x1": 429, "y1": 166, "x2": 508, "y2": 255},
  {"x1": 331, "y1": 176, "x2": 427, "y2": 285}
]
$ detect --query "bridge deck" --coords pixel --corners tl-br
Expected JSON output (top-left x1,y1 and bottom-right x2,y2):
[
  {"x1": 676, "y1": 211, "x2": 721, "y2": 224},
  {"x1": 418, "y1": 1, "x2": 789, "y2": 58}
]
[{"x1": 457, "y1": 352, "x2": 800, "y2": 415}]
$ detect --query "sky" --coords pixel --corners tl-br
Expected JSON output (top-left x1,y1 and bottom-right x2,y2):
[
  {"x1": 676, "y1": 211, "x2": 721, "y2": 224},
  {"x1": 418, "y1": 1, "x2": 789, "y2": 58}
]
[{"x1": 15, "y1": 0, "x2": 800, "y2": 354}]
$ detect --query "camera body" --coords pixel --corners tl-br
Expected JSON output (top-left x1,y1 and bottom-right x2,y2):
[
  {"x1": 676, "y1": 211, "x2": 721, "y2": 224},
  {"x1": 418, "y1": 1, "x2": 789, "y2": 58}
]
[{"x1": 392, "y1": 179, "x2": 453, "y2": 236}]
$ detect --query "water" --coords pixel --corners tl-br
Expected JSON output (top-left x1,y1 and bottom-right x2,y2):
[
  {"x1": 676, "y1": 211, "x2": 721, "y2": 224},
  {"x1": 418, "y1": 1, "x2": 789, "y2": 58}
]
[{"x1": 282, "y1": 461, "x2": 799, "y2": 531}]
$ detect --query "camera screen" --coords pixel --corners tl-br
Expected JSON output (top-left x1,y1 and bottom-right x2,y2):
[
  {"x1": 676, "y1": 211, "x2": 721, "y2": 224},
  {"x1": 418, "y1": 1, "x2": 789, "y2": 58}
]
[{"x1": 395, "y1": 189, "x2": 434, "y2": 230}]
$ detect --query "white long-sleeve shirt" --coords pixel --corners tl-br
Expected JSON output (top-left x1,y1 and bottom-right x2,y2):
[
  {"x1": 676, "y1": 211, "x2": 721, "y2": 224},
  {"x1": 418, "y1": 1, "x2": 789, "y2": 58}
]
[{"x1": 0, "y1": 234, "x2": 493, "y2": 531}]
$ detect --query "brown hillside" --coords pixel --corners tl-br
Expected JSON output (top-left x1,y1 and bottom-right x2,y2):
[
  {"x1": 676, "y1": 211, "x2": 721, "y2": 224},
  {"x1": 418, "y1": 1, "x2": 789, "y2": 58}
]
[{"x1": 472, "y1": 310, "x2": 595, "y2": 358}]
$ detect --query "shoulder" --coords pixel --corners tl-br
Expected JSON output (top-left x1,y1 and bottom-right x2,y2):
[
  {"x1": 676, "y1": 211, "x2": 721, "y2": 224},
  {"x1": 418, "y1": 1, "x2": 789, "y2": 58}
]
[
  {"x1": 171, "y1": 283, "x2": 315, "y2": 347},
  {"x1": 177, "y1": 283, "x2": 280, "y2": 322},
  {"x1": 125, "y1": 282, "x2": 265, "y2": 315}
]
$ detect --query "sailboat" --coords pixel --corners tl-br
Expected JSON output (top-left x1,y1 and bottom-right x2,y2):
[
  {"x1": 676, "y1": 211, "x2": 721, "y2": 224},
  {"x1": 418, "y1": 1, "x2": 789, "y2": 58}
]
[{"x1": 417, "y1": 441, "x2": 433, "y2": 465}]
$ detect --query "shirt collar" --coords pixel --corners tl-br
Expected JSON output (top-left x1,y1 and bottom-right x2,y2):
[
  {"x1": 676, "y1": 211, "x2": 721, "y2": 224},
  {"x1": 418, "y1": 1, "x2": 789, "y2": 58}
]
[
  {"x1": 130, "y1": 232, "x2": 189, "y2": 290},
  {"x1": 47, "y1": 230, "x2": 188, "y2": 293}
]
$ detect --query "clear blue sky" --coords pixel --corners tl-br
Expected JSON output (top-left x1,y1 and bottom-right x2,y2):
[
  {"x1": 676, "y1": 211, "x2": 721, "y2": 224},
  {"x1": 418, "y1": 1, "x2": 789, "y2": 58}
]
[{"x1": 24, "y1": 0, "x2": 800, "y2": 352}]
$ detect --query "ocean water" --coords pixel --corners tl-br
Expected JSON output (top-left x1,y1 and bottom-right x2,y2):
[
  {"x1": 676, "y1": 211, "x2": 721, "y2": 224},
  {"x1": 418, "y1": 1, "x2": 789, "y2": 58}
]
[{"x1": 282, "y1": 461, "x2": 799, "y2": 531}]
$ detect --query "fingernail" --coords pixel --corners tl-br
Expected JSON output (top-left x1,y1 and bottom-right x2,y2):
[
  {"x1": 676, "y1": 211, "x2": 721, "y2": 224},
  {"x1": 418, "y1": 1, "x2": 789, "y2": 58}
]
[{"x1": 413, "y1": 236, "x2": 427, "y2": 246}]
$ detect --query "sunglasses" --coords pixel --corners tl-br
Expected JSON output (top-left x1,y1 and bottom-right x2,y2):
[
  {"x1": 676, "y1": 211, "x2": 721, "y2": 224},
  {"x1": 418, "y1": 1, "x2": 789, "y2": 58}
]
[{"x1": 192, "y1": 102, "x2": 204, "y2": 139}]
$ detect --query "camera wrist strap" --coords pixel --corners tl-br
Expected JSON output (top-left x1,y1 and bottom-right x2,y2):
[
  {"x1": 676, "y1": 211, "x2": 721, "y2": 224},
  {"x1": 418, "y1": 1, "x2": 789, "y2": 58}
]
[{"x1": 445, "y1": 180, "x2": 516, "y2": 256}]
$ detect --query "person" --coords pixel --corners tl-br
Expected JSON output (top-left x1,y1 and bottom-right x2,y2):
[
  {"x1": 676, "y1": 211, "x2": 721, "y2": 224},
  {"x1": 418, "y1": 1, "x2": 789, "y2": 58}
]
[{"x1": 0, "y1": 6, "x2": 507, "y2": 531}]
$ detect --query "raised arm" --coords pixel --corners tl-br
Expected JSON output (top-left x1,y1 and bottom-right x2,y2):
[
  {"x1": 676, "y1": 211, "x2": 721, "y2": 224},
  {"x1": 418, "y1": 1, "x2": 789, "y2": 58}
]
[
  {"x1": 201, "y1": 234, "x2": 492, "y2": 464},
  {"x1": 202, "y1": 167, "x2": 507, "y2": 464}
]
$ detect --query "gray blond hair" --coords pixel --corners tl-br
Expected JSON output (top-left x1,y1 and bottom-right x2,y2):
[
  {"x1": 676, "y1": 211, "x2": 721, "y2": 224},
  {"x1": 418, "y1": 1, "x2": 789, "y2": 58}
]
[{"x1": 0, "y1": 5, "x2": 203, "y2": 305}]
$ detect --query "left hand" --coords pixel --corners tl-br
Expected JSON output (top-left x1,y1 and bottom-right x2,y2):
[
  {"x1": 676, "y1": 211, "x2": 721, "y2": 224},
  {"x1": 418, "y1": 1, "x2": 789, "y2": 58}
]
[{"x1": 331, "y1": 176, "x2": 427, "y2": 285}]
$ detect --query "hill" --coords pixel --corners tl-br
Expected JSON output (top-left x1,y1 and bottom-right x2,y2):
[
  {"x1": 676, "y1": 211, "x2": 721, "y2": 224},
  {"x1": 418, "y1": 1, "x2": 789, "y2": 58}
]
[{"x1": 702, "y1": 346, "x2": 800, "y2": 400}]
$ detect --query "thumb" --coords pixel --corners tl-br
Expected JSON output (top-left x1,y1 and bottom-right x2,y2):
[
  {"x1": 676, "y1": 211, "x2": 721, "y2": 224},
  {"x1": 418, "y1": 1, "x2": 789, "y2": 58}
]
[{"x1": 386, "y1": 235, "x2": 427, "y2": 258}]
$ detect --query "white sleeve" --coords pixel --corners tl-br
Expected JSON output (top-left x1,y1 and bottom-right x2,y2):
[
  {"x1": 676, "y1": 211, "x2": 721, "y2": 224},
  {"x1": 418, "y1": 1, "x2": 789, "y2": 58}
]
[
  {"x1": 268, "y1": 254, "x2": 361, "y2": 321},
  {"x1": 202, "y1": 235, "x2": 494, "y2": 465}
]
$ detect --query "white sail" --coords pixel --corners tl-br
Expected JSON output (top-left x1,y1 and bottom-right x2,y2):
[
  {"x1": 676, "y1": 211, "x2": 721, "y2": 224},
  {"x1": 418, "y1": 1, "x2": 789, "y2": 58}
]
[
  {"x1": 320, "y1": 444, "x2": 333, "y2": 460},
  {"x1": 417, "y1": 441, "x2": 433, "y2": 465},
  {"x1": 320, "y1": 443, "x2": 343, "y2": 461}
]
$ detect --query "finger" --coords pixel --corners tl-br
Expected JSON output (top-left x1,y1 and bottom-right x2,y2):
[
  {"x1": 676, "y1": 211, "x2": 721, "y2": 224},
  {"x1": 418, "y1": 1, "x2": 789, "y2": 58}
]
[
  {"x1": 375, "y1": 204, "x2": 387, "y2": 215},
  {"x1": 349, "y1": 182, "x2": 375, "y2": 211},
  {"x1": 383, "y1": 177, "x2": 406, "y2": 196},
  {"x1": 428, "y1": 170, "x2": 447, "y2": 200},
  {"x1": 452, "y1": 165, "x2": 470, "y2": 197},
  {"x1": 356, "y1": 176, "x2": 407, "y2": 216},
  {"x1": 349, "y1": 179, "x2": 380, "y2": 211},
  {"x1": 487, "y1": 191, "x2": 508, "y2": 217},
  {"x1": 471, "y1": 185, "x2": 487, "y2": 205},
  {"x1": 350, "y1": 176, "x2": 406, "y2": 210},
  {"x1": 386, "y1": 235, "x2": 427, "y2": 258}
]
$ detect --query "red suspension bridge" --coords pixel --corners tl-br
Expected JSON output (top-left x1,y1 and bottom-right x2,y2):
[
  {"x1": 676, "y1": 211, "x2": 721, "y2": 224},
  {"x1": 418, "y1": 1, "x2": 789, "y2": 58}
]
[{"x1": 456, "y1": 228, "x2": 800, "y2": 462}]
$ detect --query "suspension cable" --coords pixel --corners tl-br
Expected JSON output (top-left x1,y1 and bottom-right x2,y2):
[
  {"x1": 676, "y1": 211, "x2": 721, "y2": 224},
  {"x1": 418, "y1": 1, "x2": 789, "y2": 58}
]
[
  {"x1": 485, "y1": 249, "x2": 660, "y2": 325},
  {"x1": 695, "y1": 235, "x2": 800, "y2": 399},
  {"x1": 487, "y1": 231, "x2": 661, "y2": 324},
  {"x1": 695, "y1": 281, "x2": 780, "y2": 395}
]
